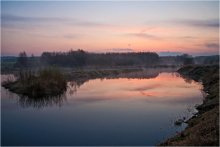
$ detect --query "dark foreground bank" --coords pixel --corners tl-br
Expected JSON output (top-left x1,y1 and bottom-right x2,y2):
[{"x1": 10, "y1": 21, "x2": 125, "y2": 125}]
[{"x1": 160, "y1": 65, "x2": 219, "y2": 146}]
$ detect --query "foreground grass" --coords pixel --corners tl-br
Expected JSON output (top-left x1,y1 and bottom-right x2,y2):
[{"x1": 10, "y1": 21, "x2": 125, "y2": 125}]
[
  {"x1": 2, "y1": 68, "x2": 67, "y2": 98},
  {"x1": 160, "y1": 65, "x2": 219, "y2": 146}
]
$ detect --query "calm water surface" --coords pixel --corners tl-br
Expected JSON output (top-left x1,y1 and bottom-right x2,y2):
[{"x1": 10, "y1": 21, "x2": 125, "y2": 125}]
[{"x1": 1, "y1": 70, "x2": 203, "y2": 146}]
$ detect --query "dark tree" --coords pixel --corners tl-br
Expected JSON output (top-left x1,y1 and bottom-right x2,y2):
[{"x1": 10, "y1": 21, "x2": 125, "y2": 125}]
[
  {"x1": 183, "y1": 57, "x2": 194, "y2": 65},
  {"x1": 15, "y1": 51, "x2": 28, "y2": 68},
  {"x1": 176, "y1": 54, "x2": 194, "y2": 65},
  {"x1": 180, "y1": 54, "x2": 194, "y2": 65},
  {"x1": 29, "y1": 54, "x2": 37, "y2": 67}
]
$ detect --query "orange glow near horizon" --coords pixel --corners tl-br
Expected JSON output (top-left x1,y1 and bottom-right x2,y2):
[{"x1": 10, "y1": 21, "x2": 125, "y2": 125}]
[{"x1": 2, "y1": 22, "x2": 218, "y2": 56}]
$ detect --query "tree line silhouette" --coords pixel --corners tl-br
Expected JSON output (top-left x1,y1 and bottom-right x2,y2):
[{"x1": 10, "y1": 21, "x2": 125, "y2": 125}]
[{"x1": 14, "y1": 49, "x2": 198, "y2": 68}]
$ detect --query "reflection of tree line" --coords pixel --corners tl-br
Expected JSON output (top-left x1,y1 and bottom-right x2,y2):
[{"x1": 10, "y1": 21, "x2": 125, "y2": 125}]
[{"x1": 15, "y1": 68, "x2": 178, "y2": 108}]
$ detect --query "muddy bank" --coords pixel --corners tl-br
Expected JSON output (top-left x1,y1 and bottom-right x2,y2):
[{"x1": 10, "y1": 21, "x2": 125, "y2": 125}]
[{"x1": 160, "y1": 65, "x2": 219, "y2": 146}]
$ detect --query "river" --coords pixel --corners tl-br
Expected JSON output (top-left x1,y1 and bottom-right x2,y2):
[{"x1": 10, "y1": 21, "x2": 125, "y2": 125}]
[{"x1": 1, "y1": 69, "x2": 203, "y2": 145}]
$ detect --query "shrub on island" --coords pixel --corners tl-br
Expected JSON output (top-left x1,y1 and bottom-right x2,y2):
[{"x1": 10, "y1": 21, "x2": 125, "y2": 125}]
[{"x1": 2, "y1": 68, "x2": 67, "y2": 98}]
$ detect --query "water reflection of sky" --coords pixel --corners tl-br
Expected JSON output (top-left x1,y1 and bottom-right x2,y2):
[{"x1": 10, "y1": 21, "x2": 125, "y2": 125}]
[
  {"x1": 66, "y1": 72, "x2": 202, "y2": 105},
  {"x1": 1, "y1": 71, "x2": 203, "y2": 146}
]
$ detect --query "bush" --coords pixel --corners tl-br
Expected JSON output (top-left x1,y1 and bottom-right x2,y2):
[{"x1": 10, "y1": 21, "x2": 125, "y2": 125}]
[{"x1": 2, "y1": 67, "x2": 67, "y2": 98}]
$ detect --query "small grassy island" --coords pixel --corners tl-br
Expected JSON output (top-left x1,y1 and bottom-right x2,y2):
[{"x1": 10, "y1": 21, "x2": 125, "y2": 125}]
[{"x1": 2, "y1": 68, "x2": 67, "y2": 98}]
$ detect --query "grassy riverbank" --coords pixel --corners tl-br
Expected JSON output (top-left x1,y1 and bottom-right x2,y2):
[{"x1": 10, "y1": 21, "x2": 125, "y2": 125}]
[
  {"x1": 65, "y1": 68, "x2": 143, "y2": 79},
  {"x1": 160, "y1": 65, "x2": 219, "y2": 146}
]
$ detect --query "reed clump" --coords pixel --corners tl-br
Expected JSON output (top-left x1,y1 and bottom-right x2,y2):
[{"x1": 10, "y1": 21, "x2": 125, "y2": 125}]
[{"x1": 2, "y1": 68, "x2": 67, "y2": 98}]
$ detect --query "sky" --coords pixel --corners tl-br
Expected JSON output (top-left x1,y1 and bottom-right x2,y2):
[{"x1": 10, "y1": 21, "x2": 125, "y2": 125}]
[{"x1": 1, "y1": 1, "x2": 219, "y2": 56}]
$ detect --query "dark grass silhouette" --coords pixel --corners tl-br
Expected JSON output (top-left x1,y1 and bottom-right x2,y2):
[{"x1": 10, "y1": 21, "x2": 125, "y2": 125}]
[{"x1": 2, "y1": 67, "x2": 67, "y2": 98}]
